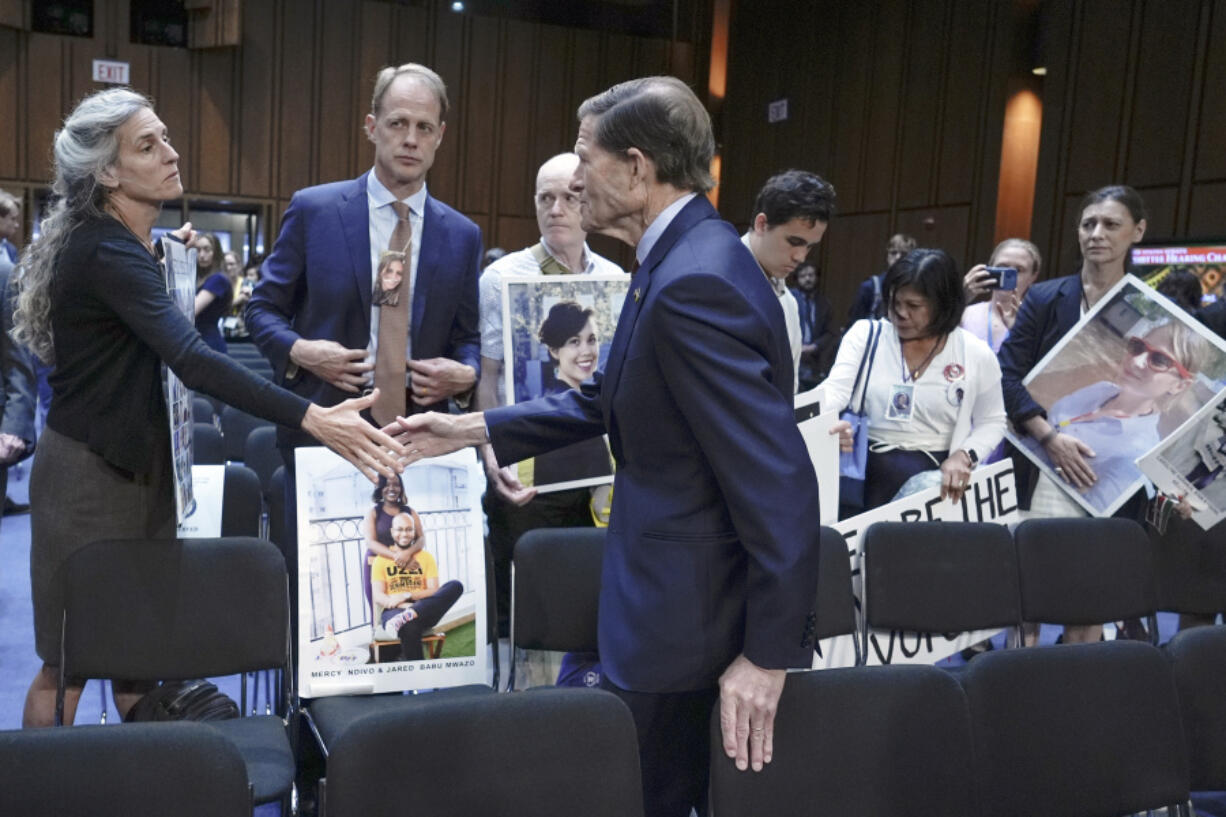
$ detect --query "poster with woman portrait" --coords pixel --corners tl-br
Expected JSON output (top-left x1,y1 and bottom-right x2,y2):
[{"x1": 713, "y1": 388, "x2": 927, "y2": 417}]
[
  {"x1": 295, "y1": 447, "x2": 487, "y2": 697},
  {"x1": 501, "y1": 273, "x2": 629, "y2": 492},
  {"x1": 1005, "y1": 275, "x2": 1226, "y2": 517},
  {"x1": 1137, "y1": 388, "x2": 1226, "y2": 530}
]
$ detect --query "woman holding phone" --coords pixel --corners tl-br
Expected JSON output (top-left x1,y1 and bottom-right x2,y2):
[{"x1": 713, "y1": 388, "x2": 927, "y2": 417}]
[{"x1": 960, "y1": 238, "x2": 1042, "y2": 353}]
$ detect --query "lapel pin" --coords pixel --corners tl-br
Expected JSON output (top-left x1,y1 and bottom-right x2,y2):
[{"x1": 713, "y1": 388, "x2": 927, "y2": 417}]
[{"x1": 633, "y1": 287, "x2": 642, "y2": 302}]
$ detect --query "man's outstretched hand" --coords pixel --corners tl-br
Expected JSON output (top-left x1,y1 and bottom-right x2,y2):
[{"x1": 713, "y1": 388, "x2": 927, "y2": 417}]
[{"x1": 380, "y1": 411, "x2": 490, "y2": 464}]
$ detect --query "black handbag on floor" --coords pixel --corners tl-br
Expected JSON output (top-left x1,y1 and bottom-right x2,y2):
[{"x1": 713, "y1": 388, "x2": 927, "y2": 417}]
[{"x1": 125, "y1": 679, "x2": 239, "y2": 722}]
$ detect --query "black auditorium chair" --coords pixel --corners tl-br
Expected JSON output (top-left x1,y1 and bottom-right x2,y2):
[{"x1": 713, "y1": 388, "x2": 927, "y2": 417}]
[
  {"x1": 1154, "y1": 516, "x2": 1226, "y2": 626},
  {"x1": 710, "y1": 665, "x2": 975, "y2": 817},
  {"x1": 192, "y1": 394, "x2": 216, "y2": 425},
  {"x1": 220, "y1": 404, "x2": 273, "y2": 464},
  {"x1": 860, "y1": 521, "x2": 1021, "y2": 663},
  {"x1": 1164, "y1": 624, "x2": 1226, "y2": 794},
  {"x1": 1013, "y1": 517, "x2": 1159, "y2": 643},
  {"x1": 321, "y1": 688, "x2": 643, "y2": 817},
  {"x1": 243, "y1": 426, "x2": 283, "y2": 506},
  {"x1": 508, "y1": 527, "x2": 603, "y2": 689},
  {"x1": 193, "y1": 421, "x2": 225, "y2": 465},
  {"x1": 221, "y1": 463, "x2": 263, "y2": 538},
  {"x1": 55, "y1": 536, "x2": 296, "y2": 811},
  {"x1": 0, "y1": 721, "x2": 251, "y2": 817},
  {"x1": 960, "y1": 641, "x2": 1191, "y2": 817},
  {"x1": 813, "y1": 525, "x2": 861, "y2": 665}
]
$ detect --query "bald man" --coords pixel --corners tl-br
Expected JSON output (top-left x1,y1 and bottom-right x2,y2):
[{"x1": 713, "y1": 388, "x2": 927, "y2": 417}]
[{"x1": 475, "y1": 152, "x2": 624, "y2": 634}]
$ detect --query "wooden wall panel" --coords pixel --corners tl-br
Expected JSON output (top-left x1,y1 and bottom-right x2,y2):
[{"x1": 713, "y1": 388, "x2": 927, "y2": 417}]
[
  {"x1": 829, "y1": 4, "x2": 873, "y2": 215},
  {"x1": 531, "y1": 25, "x2": 575, "y2": 171},
  {"x1": 937, "y1": 1, "x2": 992, "y2": 208},
  {"x1": 459, "y1": 16, "x2": 499, "y2": 215},
  {"x1": 1124, "y1": 2, "x2": 1197, "y2": 189},
  {"x1": 896, "y1": 206, "x2": 970, "y2": 267},
  {"x1": 1063, "y1": 3, "x2": 1132, "y2": 194},
  {"x1": 895, "y1": 0, "x2": 947, "y2": 210},
  {"x1": 196, "y1": 51, "x2": 235, "y2": 193},
  {"x1": 822, "y1": 211, "x2": 892, "y2": 315},
  {"x1": 859, "y1": 9, "x2": 906, "y2": 212},
  {"x1": 495, "y1": 216, "x2": 538, "y2": 255},
  {"x1": 428, "y1": 7, "x2": 464, "y2": 206},
  {"x1": 1031, "y1": 0, "x2": 1224, "y2": 276},
  {"x1": 721, "y1": 0, "x2": 1011, "y2": 315},
  {"x1": 1137, "y1": 185, "x2": 1179, "y2": 239},
  {"x1": 2, "y1": 0, "x2": 704, "y2": 263},
  {"x1": 495, "y1": 20, "x2": 536, "y2": 218},
  {"x1": 1188, "y1": 182, "x2": 1226, "y2": 238},
  {"x1": 315, "y1": 0, "x2": 358, "y2": 187},
  {"x1": 1194, "y1": 0, "x2": 1226, "y2": 181},
  {"x1": 237, "y1": 0, "x2": 276, "y2": 198},
  {"x1": 0, "y1": 27, "x2": 20, "y2": 179},
  {"x1": 24, "y1": 35, "x2": 65, "y2": 181},
  {"x1": 275, "y1": 3, "x2": 315, "y2": 199}
]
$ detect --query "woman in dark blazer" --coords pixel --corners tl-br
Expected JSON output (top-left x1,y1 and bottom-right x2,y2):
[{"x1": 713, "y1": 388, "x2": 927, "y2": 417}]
[{"x1": 998, "y1": 184, "x2": 1149, "y2": 643}]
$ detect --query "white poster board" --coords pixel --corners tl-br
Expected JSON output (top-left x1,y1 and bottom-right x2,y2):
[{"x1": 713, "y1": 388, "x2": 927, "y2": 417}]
[
  {"x1": 797, "y1": 406, "x2": 841, "y2": 525},
  {"x1": 295, "y1": 447, "x2": 488, "y2": 696},
  {"x1": 814, "y1": 459, "x2": 1020, "y2": 668},
  {"x1": 161, "y1": 236, "x2": 197, "y2": 523},
  {"x1": 1137, "y1": 386, "x2": 1226, "y2": 529},
  {"x1": 1004, "y1": 275, "x2": 1226, "y2": 516},
  {"x1": 176, "y1": 464, "x2": 225, "y2": 538},
  {"x1": 500, "y1": 273, "x2": 628, "y2": 493}
]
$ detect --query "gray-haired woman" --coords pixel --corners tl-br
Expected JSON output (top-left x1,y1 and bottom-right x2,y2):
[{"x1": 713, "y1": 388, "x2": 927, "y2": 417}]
[{"x1": 13, "y1": 87, "x2": 405, "y2": 726}]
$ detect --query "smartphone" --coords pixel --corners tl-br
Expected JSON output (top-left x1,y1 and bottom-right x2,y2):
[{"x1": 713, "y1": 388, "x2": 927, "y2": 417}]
[{"x1": 984, "y1": 266, "x2": 1018, "y2": 291}]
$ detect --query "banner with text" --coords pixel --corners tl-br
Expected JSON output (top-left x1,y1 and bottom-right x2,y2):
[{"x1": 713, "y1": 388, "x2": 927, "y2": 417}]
[{"x1": 814, "y1": 459, "x2": 1020, "y2": 668}]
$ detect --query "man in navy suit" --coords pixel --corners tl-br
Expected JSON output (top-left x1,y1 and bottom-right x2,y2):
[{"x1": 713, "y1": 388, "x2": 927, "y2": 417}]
[
  {"x1": 392, "y1": 76, "x2": 822, "y2": 817},
  {"x1": 247, "y1": 62, "x2": 481, "y2": 450},
  {"x1": 247, "y1": 63, "x2": 481, "y2": 609}
]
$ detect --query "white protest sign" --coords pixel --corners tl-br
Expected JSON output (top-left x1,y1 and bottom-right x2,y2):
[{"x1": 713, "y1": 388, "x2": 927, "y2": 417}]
[
  {"x1": 296, "y1": 447, "x2": 488, "y2": 697},
  {"x1": 797, "y1": 408, "x2": 841, "y2": 525},
  {"x1": 814, "y1": 459, "x2": 1020, "y2": 668},
  {"x1": 176, "y1": 465, "x2": 225, "y2": 538},
  {"x1": 1137, "y1": 386, "x2": 1226, "y2": 530}
]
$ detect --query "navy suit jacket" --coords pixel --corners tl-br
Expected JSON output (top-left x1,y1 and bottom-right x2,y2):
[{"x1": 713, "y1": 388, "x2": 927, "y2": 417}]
[
  {"x1": 486, "y1": 196, "x2": 822, "y2": 694},
  {"x1": 998, "y1": 274, "x2": 1083, "y2": 426},
  {"x1": 247, "y1": 172, "x2": 481, "y2": 447}
]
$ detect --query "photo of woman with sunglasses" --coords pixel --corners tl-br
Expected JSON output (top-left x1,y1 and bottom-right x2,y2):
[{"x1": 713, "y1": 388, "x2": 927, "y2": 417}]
[{"x1": 1021, "y1": 319, "x2": 1212, "y2": 514}]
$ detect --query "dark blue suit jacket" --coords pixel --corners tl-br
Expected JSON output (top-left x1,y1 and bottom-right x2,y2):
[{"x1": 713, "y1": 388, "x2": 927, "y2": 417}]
[
  {"x1": 998, "y1": 274, "x2": 1083, "y2": 426},
  {"x1": 247, "y1": 172, "x2": 481, "y2": 447},
  {"x1": 486, "y1": 196, "x2": 821, "y2": 693}
]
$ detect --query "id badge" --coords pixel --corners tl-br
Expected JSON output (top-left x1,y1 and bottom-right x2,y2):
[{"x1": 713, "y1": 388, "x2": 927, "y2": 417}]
[{"x1": 886, "y1": 383, "x2": 915, "y2": 422}]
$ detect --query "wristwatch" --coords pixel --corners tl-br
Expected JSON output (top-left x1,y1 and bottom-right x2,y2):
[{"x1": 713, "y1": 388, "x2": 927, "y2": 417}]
[{"x1": 962, "y1": 448, "x2": 978, "y2": 467}]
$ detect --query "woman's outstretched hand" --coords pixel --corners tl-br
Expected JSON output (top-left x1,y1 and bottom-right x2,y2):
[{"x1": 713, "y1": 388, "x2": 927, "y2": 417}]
[{"x1": 301, "y1": 389, "x2": 407, "y2": 483}]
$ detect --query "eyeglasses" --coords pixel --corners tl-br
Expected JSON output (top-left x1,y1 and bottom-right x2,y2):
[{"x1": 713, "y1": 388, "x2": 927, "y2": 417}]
[{"x1": 1125, "y1": 336, "x2": 1193, "y2": 379}]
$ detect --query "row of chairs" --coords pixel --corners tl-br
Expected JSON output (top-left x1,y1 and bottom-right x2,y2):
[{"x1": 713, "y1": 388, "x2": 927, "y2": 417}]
[
  {"x1": 1, "y1": 686, "x2": 644, "y2": 817},
  {"x1": 13, "y1": 628, "x2": 1222, "y2": 817},
  {"x1": 713, "y1": 632, "x2": 1226, "y2": 816},
  {"x1": 193, "y1": 401, "x2": 277, "y2": 467},
  {"x1": 510, "y1": 518, "x2": 1225, "y2": 681},
  {"x1": 860, "y1": 517, "x2": 1226, "y2": 661}
]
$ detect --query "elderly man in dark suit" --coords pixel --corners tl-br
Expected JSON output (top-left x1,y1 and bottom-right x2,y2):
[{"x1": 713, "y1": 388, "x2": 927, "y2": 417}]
[{"x1": 391, "y1": 76, "x2": 822, "y2": 817}]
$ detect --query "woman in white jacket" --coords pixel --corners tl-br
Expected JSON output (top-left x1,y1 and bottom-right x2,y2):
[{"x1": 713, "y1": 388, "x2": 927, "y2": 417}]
[{"x1": 826, "y1": 248, "x2": 1006, "y2": 512}]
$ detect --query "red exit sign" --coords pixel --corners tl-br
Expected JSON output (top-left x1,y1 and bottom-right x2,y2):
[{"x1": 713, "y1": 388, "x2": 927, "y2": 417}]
[{"x1": 92, "y1": 59, "x2": 130, "y2": 85}]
